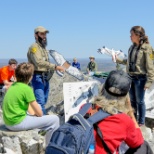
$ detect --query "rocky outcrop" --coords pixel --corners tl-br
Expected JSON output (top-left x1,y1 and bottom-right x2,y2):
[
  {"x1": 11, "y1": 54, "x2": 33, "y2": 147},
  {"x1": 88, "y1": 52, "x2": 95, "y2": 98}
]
[
  {"x1": 0, "y1": 125, "x2": 45, "y2": 154},
  {"x1": 0, "y1": 106, "x2": 45, "y2": 154},
  {"x1": 140, "y1": 126, "x2": 154, "y2": 152},
  {"x1": 46, "y1": 72, "x2": 86, "y2": 108}
]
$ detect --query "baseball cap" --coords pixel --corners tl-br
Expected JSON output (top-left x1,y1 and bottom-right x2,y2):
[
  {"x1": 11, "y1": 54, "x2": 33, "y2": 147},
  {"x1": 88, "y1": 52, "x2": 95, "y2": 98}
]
[
  {"x1": 34, "y1": 26, "x2": 49, "y2": 33},
  {"x1": 104, "y1": 70, "x2": 131, "y2": 96},
  {"x1": 89, "y1": 56, "x2": 95, "y2": 59}
]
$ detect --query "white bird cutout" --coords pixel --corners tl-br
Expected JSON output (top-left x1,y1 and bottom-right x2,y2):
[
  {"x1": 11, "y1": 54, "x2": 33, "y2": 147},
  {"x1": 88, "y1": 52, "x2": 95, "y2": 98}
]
[
  {"x1": 49, "y1": 50, "x2": 84, "y2": 80},
  {"x1": 97, "y1": 46, "x2": 127, "y2": 62}
]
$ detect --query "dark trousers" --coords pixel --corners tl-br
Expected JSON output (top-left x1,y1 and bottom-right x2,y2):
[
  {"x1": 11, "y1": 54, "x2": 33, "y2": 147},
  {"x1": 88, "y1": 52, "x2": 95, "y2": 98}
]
[
  {"x1": 0, "y1": 83, "x2": 4, "y2": 108},
  {"x1": 129, "y1": 75, "x2": 147, "y2": 124},
  {"x1": 32, "y1": 74, "x2": 49, "y2": 114},
  {"x1": 0, "y1": 83, "x2": 4, "y2": 90}
]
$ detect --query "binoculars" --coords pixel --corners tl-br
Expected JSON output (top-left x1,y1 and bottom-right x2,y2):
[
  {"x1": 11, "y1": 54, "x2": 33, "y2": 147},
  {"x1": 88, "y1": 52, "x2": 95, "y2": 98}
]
[{"x1": 129, "y1": 62, "x2": 136, "y2": 72}]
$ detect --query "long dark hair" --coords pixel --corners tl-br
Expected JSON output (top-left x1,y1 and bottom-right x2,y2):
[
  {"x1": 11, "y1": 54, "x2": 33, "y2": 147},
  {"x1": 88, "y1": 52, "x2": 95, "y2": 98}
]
[{"x1": 130, "y1": 26, "x2": 149, "y2": 46}]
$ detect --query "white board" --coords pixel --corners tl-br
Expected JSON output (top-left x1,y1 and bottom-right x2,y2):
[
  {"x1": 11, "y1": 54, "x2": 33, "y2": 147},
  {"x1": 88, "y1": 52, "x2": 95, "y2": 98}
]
[{"x1": 63, "y1": 81, "x2": 99, "y2": 122}]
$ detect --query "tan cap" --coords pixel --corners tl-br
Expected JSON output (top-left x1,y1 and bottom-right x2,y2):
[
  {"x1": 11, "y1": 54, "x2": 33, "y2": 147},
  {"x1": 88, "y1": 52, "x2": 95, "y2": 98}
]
[
  {"x1": 34, "y1": 26, "x2": 49, "y2": 33},
  {"x1": 89, "y1": 56, "x2": 95, "y2": 59}
]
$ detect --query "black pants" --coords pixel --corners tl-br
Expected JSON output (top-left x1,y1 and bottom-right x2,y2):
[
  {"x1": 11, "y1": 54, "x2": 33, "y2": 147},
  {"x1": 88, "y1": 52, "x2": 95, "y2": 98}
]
[
  {"x1": 0, "y1": 84, "x2": 4, "y2": 108},
  {"x1": 125, "y1": 141, "x2": 153, "y2": 154},
  {"x1": 0, "y1": 84, "x2": 4, "y2": 95}
]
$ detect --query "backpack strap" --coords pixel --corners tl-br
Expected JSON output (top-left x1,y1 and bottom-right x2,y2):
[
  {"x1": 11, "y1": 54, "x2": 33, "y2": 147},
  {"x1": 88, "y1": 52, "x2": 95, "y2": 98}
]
[
  {"x1": 87, "y1": 109, "x2": 110, "y2": 125},
  {"x1": 79, "y1": 105, "x2": 118, "y2": 154},
  {"x1": 71, "y1": 113, "x2": 92, "y2": 129},
  {"x1": 78, "y1": 105, "x2": 112, "y2": 153},
  {"x1": 78, "y1": 103, "x2": 92, "y2": 116},
  {"x1": 94, "y1": 124, "x2": 112, "y2": 154},
  {"x1": 72, "y1": 104, "x2": 109, "y2": 130},
  {"x1": 78, "y1": 103, "x2": 111, "y2": 125},
  {"x1": 88, "y1": 109, "x2": 112, "y2": 153}
]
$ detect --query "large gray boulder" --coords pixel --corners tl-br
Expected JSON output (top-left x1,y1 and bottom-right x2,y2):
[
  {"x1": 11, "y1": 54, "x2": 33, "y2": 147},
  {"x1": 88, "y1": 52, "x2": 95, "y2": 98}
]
[{"x1": 46, "y1": 72, "x2": 84, "y2": 108}]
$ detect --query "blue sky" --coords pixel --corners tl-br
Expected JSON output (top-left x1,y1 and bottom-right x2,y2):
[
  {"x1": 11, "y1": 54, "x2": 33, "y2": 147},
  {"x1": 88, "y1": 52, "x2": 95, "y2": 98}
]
[{"x1": 0, "y1": 0, "x2": 154, "y2": 59}]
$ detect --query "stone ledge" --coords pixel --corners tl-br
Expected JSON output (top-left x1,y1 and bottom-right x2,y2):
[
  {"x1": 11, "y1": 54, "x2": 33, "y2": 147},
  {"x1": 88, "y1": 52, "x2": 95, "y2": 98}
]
[
  {"x1": 0, "y1": 124, "x2": 45, "y2": 154},
  {"x1": 0, "y1": 124, "x2": 40, "y2": 138}
]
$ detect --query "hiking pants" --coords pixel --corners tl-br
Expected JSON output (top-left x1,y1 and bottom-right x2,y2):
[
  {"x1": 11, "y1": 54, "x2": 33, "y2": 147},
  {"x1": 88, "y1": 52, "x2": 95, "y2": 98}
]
[
  {"x1": 6, "y1": 114, "x2": 59, "y2": 146},
  {"x1": 129, "y1": 75, "x2": 147, "y2": 124}
]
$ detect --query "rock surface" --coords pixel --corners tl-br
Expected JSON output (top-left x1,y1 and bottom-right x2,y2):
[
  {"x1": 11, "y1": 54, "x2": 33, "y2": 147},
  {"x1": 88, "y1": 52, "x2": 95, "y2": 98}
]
[
  {"x1": 0, "y1": 72, "x2": 154, "y2": 153},
  {"x1": 0, "y1": 124, "x2": 45, "y2": 154}
]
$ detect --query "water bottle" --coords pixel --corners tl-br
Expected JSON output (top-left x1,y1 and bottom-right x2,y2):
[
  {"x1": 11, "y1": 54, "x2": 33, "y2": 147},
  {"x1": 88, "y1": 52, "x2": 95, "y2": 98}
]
[{"x1": 88, "y1": 144, "x2": 95, "y2": 154}]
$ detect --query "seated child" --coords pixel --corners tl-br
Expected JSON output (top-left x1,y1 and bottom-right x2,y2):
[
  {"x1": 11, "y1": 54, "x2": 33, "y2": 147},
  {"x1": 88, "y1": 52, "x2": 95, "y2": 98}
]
[
  {"x1": 2, "y1": 62, "x2": 59, "y2": 146},
  {"x1": 0, "y1": 59, "x2": 18, "y2": 90}
]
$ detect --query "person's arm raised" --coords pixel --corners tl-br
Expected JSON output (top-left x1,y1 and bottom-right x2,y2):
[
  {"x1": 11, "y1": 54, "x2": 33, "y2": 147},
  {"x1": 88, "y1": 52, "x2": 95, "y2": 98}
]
[{"x1": 114, "y1": 54, "x2": 127, "y2": 65}]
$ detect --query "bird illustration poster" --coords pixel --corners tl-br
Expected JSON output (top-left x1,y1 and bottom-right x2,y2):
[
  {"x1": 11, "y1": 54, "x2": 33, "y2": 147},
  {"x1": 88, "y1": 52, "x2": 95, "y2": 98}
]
[{"x1": 63, "y1": 81, "x2": 99, "y2": 122}]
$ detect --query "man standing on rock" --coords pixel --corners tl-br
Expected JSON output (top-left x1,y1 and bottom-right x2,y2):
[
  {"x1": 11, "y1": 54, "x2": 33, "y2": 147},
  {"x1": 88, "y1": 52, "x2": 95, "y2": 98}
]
[{"x1": 27, "y1": 26, "x2": 65, "y2": 114}]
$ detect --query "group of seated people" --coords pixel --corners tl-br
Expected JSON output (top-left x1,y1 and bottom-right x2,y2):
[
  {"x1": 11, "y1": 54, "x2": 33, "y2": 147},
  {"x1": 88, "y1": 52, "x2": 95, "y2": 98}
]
[
  {"x1": 72, "y1": 56, "x2": 98, "y2": 76},
  {"x1": 0, "y1": 59, "x2": 153, "y2": 153}
]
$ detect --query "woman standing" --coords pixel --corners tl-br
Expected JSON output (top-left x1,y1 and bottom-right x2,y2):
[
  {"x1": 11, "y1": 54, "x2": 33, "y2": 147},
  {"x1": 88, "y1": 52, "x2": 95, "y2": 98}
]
[{"x1": 116, "y1": 26, "x2": 154, "y2": 126}]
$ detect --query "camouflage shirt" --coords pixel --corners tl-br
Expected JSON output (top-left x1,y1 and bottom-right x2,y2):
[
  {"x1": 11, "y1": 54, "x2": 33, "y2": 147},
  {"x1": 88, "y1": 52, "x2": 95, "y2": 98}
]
[
  {"x1": 87, "y1": 61, "x2": 97, "y2": 72},
  {"x1": 116, "y1": 43, "x2": 154, "y2": 88},
  {"x1": 27, "y1": 42, "x2": 56, "y2": 72}
]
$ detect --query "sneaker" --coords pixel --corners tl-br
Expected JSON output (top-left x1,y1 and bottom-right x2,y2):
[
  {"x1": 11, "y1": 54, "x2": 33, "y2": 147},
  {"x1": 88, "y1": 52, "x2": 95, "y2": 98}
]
[
  {"x1": 38, "y1": 130, "x2": 47, "y2": 136},
  {"x1": 139, "y1": 124, "x2": 144, "y2": 127}
]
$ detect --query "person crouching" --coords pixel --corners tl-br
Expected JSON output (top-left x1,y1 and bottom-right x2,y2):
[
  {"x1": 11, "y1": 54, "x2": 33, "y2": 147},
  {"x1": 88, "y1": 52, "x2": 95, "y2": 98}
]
[{"x1": 92, "y1": 70, "x2": 153, "y2": 154}]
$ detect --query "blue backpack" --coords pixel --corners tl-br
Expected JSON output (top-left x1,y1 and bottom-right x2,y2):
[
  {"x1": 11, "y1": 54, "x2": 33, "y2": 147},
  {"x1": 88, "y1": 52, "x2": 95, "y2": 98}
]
[{"x1": 45, "y1": 103, "x2": 111, "y2": 154}]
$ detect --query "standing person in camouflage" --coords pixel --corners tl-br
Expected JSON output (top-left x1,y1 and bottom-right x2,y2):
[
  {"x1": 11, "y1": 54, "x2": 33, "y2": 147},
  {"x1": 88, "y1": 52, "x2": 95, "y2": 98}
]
[
  {"x1": 116, "y1": 26, "x2": 154, "y2": 126},
  {"x1": 27, "y1": 26, "x2": 65, "y2": 114}
]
